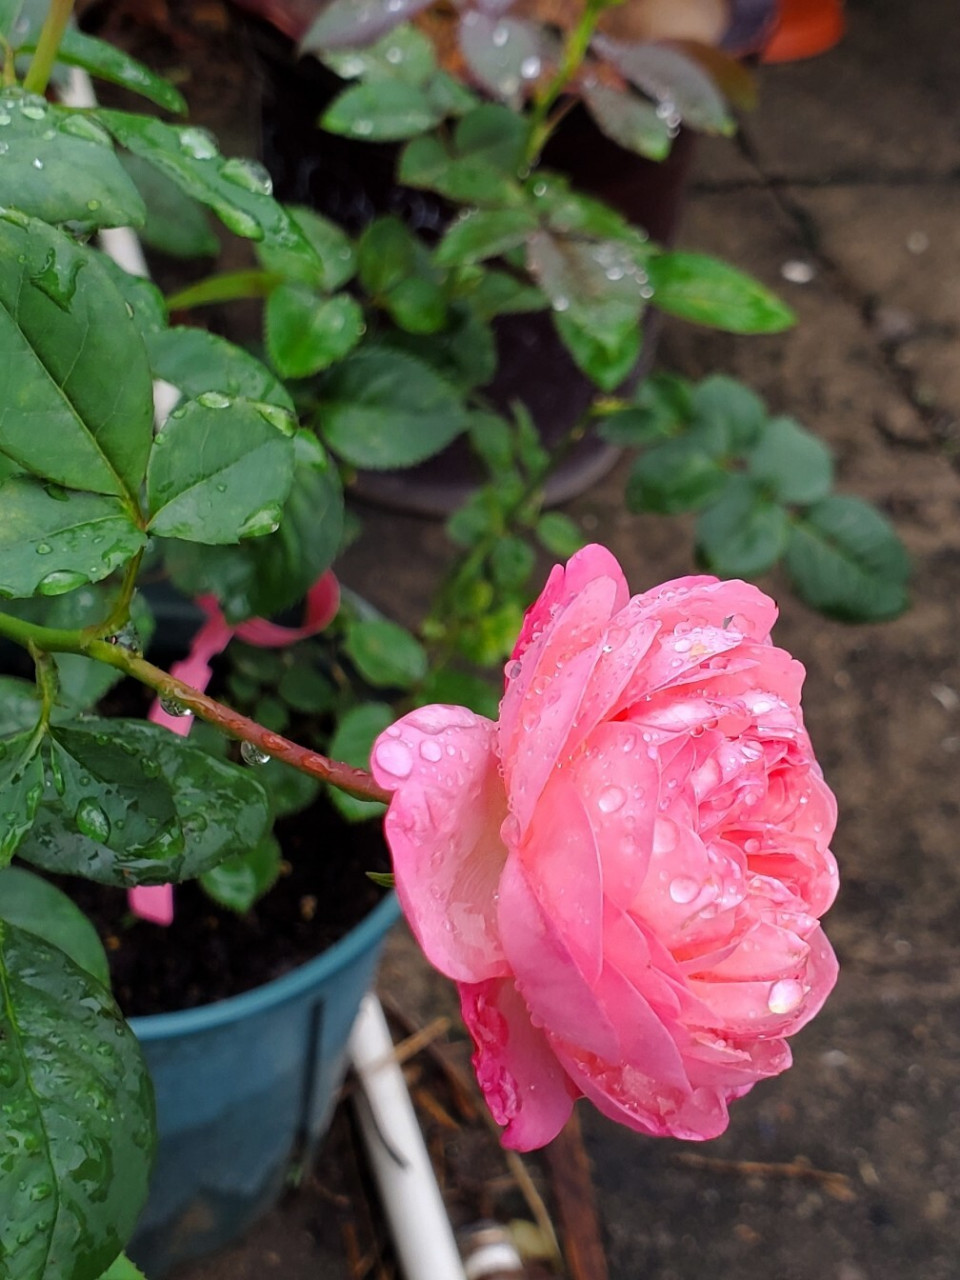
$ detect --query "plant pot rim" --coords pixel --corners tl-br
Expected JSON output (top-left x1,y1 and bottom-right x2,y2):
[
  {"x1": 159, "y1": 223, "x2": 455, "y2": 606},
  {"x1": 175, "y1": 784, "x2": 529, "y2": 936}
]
[{"x1": 129, "y1": 890, "x2": 401, "y2": 1039}]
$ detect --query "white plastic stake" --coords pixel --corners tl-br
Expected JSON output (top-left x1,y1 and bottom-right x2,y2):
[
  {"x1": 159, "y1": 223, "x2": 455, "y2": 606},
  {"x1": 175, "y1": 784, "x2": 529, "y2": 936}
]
[{"x1": 348, "y1": 994, "x2": 468, "y2": 1280}]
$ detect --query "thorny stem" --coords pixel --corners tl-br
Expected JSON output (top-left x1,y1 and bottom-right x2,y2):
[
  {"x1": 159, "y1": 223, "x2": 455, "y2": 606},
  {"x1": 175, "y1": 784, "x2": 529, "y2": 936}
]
[
  {"x1": 23, "y1": 0, "x2": 75, "y2": 96},
  {"x1": 0, "y1": 609, "x2": 391, "y2": 805}
]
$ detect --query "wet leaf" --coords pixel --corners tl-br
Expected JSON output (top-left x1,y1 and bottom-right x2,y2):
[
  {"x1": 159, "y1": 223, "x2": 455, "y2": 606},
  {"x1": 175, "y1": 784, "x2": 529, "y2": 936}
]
[
  {"x1": 146, "y1": 327, "x2": 294, "y2": 410},
  {"x1": 0, "y1": 922, "x2": 155, "y2": 1280},
  {"x1": 0, "y1": 866, "x2": 109, "y2": 986},
  {"x1": 0, "y1": 90, "x2": 146, "y2": 231},
  {"x1": 0, "y1": 729, "x2": 44, "y2": 864},
  {"x1": 17, "y1": 719, "x2": 271, "y2": 886},
  {"x1": 459, "y1": 12, "x2": 544, "y2": 103},
  {"x1": 593, "y1": 37, "x2": 734, "y2": 135},
  {"x1": 0, "y1": 476, "x2": 146, "y2": 600},
  {"x1": 435, "y1": 208, "x2": 538, "y2": 267},
  {"x1": 146, "y1": 394, "x2": 296, "y2": 544},
  {"x1": 320, "y1": 24, "x2": 437, "y2": 86},
  {"x1": 19, "y1": 27, "x2": 186, "y2": 112},
  {"x1": 256, "y1": 205, "x2": 356, "y2": 293},
  {"x1": 300, "y1": 0, "x2": 433, "y2": 51},
  {"x1": 553, "y1": 308, "x2": 642, "y2": 392},
  {"x1": 162, "y1": 431, "x2": 343, "y2": 623},
  {"x1": 118, "y1": 153, "x2": 218, "y2": 258},
  {"x1": 582, "y1": 81, "x2": 674, "y2": 159},
  {"x1": 321, "y1": 79, "x2": 443, "y2": 141},
  {"x1": 0, "y1": 214, "x2": 154, "y2": 498}
]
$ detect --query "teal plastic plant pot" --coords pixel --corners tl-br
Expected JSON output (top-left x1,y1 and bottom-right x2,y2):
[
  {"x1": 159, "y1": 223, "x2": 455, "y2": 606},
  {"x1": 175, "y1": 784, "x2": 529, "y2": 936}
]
[{"x1": 127, "y1": 891, "x2": 401, "y2": 1276}]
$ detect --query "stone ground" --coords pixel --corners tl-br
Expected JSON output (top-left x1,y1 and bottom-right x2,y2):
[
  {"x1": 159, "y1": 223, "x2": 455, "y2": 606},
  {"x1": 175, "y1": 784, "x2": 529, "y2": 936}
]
[{"x1": 124, "y1": 0, "x2": 960, "y2": 1275}]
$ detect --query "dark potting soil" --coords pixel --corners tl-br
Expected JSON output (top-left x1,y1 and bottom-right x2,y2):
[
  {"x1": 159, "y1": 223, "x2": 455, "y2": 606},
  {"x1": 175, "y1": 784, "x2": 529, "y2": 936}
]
[{"x1": 56, "y1": 792, "x2": 391, "y2": 1018}]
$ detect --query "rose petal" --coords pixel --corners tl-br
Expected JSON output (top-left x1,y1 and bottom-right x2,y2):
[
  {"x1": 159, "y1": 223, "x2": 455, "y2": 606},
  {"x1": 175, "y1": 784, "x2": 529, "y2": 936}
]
[
  {"x1": 459, "y1": 977, "x2": 579, "y2": 1151},
  {"x1": 498, "y1": 854, "x2": 619, "y2": 1060},
  {"x1": 511, "y1": 544, "x2": 629, "y2": 661},
  {"x1": 373, "y1": 706, "x2": 510, "y2": 984}
]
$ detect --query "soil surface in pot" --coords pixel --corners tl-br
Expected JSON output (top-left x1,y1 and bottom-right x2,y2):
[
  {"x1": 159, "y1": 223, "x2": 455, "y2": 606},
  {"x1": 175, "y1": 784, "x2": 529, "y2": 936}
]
[{"x1": 55, "y1": 794, "x2": 390, "y2": 1018}]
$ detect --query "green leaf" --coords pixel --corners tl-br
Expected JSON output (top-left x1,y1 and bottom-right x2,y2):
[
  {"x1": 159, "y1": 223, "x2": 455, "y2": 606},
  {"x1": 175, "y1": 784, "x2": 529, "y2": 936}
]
[
  {"x1": 345, "y1": 619, "x2": 428, "y2": 689},
  {"x1": 200, "y1": 832, "x2": 282, "y2": 914},
  {"x1": 0, "y1": 921, "x2": 155, "y2": 1280},
  {"x1": 696, "y1": 474, "x2": 789, "y2": 576},
  {"x1": 146, "y1": 395, "x2": 296, "y2": 544},
  {"x1": 582, "y1": 82, "x2": 674, "y2": 160},
  {"x1": 457, "y1": 267, "x2": 546, "y2": 319},
  {"x1": 266, "y1": 285, "x2": 365, "y2": 378},
  {"x1": 255, "y1": 205, "x2": 356, "y2": 293},
  {"x1": 161, "y1": 430, "x2": 342, "y2": 623},
  {"x1": 385, "y1": 276, "x2": 448, "y2": 334},
  {"x1": 785, "y1": 495, "x2": 910, "y2": 622},
  {"x1": 366, "y1": 870, "x2": 395, "y2": 889},
  {"x1": 455, "y1": 103, "x2": 527, "y2": 174},
  {"x1": 96, "y1": 255, "x2": 167, "y2": 341},
  {"x1": 528, "y1": 173, "x2": 638, "y2": 243},
  {"x1": 146, "y1": 326, "x2": 294, "y2": 410},
  {"x1": 0, "y1": 214, "x2": 154, "y2": 497},
  {"x1": 416, "y1": 669, "x2": 500, "y2": 721},
  {"x1": 0, "y1": 677, "x2": 42, "y2": 736},
  {"x1": 277, "y1": 662, "x2": 335, "y2": 714},
  {"x1": 95, "y1": 111, "x2": 323, "y2": 268},
  {"x1": 357, "y1": 215, "x2": 421, "y2": 293},
  {"x1": 553, "y1": 309, "x2": 642, "y2": 392},
  {"x1": 0, "y1": 729, "x2": 44, "y2": 864},
  {"x1": 119, "y1": 152, "x2": 219, "y2": 258},
  {"x1": 526, "y1": 230, "x2": 647, "y2": 347},
  {"x1": 34, "y1": 587, "x2": 154, "y2": 711},
  {"x1": 398, "y1": 106, "x2": 526, "y2": 206},
  {"x1": 300, "y1": 0, "x2": 432, "y2": 50},
  {"x1": 95, "y1": 1255, "x2": 147, "y2": 1280},
  {"x1": 321, "y1": 79, "x2": 443, "y2": 141},
  {"x1": 435, "y1": 208, "x2": 538, "y2": 267},
  {"x1": 594, "y1": 38, "x2": 734, "y2": 135},
  {"x1": 17, "y1": 719, "x2": 271, "y2": 886},
  {"x1": 459, "y1": 13, "x2": 544, "y2": 103},
  {"x1": 0, "y1": 476, "x2": 146, "y2": 600},
  {"x1": 536, "y1": 511, "x2": 586, "y2": 558},
  {"x1": 0, "y1": 866, "x2": 109, "y2": 986},
  {"x1": 626, "y1": 434, "x2": 728, "y2": 514},
  {"x1": 646, "y1": 252, "x2": 796, "y2": 333},
  {"x1": 320, "y1": 23, "x2": 437, "y2": 86},
  {"x1": 39, "y1": 28, "x2": 186, "y2": 112},
  {"x1": 327, "y1": 703, "x2": 393, "y2": 823},
  {"x1": 747, "y1": 415, "x2": 834, "y2": 505},
  {"x1": 491, "y1": 536, "x2": 535, "y2": 590},
  {"x1": 318, "y1": 348, "x2": 469, "y2": 469},
  {"x1": 384, "y1": 304, "x2": 496, "y2": 390},
  {"x1": 0, "y1": 91, "x2": 146, "y2": 231},
  {"x1": 691, "y1": 375, "x2": 767, "y2": 450}
]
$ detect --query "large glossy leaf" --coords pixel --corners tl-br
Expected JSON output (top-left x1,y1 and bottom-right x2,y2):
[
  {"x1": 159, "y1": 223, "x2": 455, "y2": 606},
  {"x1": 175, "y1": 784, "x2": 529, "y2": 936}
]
[
  {"x1": 16, "y1": 719, "x2": 271, "y2": 886},
  {"x1": 255, "y1": 205, "x2": 356, "y2": 293},
  {"x1": 0, "y1": 91, "x2": 146, "y2": 231},
  {"x1": 95, "y1": 111, "x2": 322, "y2": 272},
  {"x1": 0, "y1": 476, "x2": 146, "y2": 600},
  {"x1": 318, "y1": 348, "x2": 469, "y2": 469},
  {"x1": 162, "y1": 431, "x2": 343, "y2": 622},
  {"x1": 43, "y1": 29, "x2": 185, "y2": 112},
  {"x1": 646, "y1": 251, "x2": 795, "y2": 333},
  {"x1": 434, "y1": 208, "x2": 538, "y2": 267},
  {"x1": 145, "y1": 327, "x2": 294, "y2": 410},
  {"x1": 0, "y1": 866, "x2": 109, "y2": 986},
  {"x1": 0, "y1": 922, "x2": 155, "y2": 1280},
  {"x1": 320, "y1": 23, "x2": 437, "y2": 86},
  {"x1": 0, "y1": 213, "x2": 154, "y2": 498},
  {"x1": 785, "y1": 495, "x2": 910, "y2": 622},
  {"x1": 146, "y1": 395, "x2": 296, "y2": 544},
  {"x1": 526, "y1": 229, "x2": 647, "y2": 345}
]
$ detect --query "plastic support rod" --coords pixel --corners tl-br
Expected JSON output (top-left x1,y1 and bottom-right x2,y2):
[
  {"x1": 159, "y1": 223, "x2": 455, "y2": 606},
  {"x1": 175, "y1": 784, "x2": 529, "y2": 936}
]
[{"x1": 348, "y1": 994, "x2": 468, "y2": 1280}]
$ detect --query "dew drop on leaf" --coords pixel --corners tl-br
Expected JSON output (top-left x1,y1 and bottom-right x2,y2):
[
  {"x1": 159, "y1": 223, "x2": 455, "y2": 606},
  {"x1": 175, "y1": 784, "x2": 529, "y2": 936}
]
[{"x1": 75, "y1": 798, "x2": 111, "y2": 843}]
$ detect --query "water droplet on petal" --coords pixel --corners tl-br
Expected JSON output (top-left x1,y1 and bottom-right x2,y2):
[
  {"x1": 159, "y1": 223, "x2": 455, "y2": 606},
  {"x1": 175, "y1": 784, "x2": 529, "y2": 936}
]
[
  {"x1": 419, "y1": 739, "x2": 443, "y2": 763},
  {"x1": 767, "y1": 978, "x2": 804, "y2": 1015},
  {"x1": 375, "y1": 739, "x2": 413, "y2": 779},
  {"x1": 669, "y1": 875, "x2": 700, "y2": 905},
  {"x1": 598, "y1": 785, "x2": 626, "y2": 814}
]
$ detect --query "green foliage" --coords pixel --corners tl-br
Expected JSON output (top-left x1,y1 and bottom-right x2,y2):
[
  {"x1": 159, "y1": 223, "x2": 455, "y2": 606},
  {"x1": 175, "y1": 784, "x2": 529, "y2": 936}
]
[
  {"x1": 619, "y1": 373, "x2": 910, "y2": 619},
  {"x1": 0, "y1": 866, "x2": 110, "y2": 986},
  {"x1": 200, "y1": 832, "x2": 282, "y2": 914},
  {"x1": 0, "y1": 921, "x2": 155, "y2": 1280}
]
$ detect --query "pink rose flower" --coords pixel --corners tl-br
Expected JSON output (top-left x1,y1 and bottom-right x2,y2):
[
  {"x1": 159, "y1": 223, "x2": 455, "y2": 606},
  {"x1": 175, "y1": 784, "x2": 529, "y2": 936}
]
[{"x1": 371, "y1": 546, "x2": 839, "y2": 1150}]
